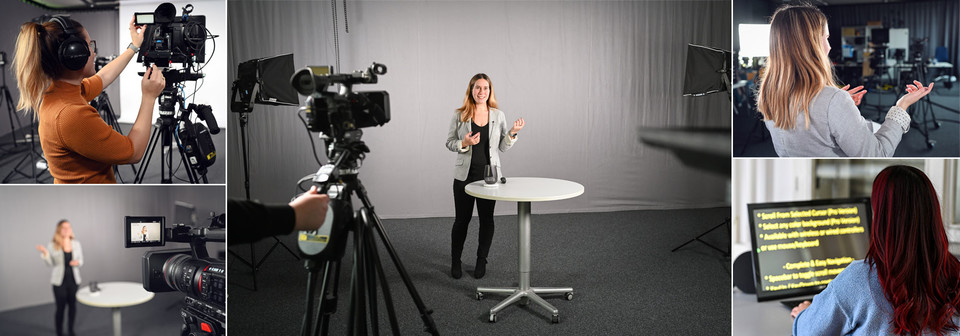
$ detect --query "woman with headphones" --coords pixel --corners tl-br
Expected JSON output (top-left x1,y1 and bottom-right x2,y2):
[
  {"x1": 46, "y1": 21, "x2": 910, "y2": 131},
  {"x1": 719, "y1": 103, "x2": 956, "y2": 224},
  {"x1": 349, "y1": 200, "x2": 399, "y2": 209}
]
[{"x1": 14, "y1": 15, "x2": 165, "y2": 183}]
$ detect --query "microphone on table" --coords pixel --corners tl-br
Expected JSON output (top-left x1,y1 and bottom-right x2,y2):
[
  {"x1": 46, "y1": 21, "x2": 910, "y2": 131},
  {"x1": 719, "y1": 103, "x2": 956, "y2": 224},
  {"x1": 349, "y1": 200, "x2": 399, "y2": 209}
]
[{"x1": 500, "y1": 177, "x2": 506, "y2": 184}]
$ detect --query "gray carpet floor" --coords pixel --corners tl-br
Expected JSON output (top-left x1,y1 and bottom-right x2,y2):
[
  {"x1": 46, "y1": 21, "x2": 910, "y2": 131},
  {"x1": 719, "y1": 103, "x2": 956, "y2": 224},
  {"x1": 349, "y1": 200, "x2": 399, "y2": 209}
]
[
  {"x1": 735, "y1": 85, "x2": 960, "y2": 157},
  {"x1": 227, "y1": 208, "x2": 731, "y2": 335},
  {"x1": 0, "y1": 291, "x2": 184, "y2": 336}
]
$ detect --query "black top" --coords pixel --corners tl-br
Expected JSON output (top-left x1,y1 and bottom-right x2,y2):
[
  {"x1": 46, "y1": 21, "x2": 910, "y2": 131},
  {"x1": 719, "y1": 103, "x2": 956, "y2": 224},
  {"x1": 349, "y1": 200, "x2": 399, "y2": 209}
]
[
  {"x1": 63, "y1": 251, "x2": 75, "y2": 284},
  {"x1": 469, "y1": 121, "x2": 490, "y2": 177},
  {"x1": 227, "y1": 199, "x2": 296, "y2": 245}
]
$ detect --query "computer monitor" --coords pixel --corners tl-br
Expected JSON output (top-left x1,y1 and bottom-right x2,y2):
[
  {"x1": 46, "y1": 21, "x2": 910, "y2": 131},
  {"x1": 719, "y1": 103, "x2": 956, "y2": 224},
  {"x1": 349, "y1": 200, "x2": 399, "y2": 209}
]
[
  {"x1": 747, "y1": 198, "x2": 871, "y2": 302},
  {"x1": 871, "y1": 28, "x2": 889, "y2": 44},
  {"x1": 842, "y1": 45, "x2": 856, "y2": 59}
]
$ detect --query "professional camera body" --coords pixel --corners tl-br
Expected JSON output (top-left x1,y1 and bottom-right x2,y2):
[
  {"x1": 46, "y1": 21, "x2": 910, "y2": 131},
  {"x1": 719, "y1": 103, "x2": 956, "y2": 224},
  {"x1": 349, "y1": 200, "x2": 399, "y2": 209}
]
[
  {"x1": 125, "y1": 210, "x2": 225, "y2": 336},
  {"x1": 135, "y1": 2, "x2": 207, "y2": 66},
  {"x1": 290, "y1": 63, "x2": 391, "y2": 140}
]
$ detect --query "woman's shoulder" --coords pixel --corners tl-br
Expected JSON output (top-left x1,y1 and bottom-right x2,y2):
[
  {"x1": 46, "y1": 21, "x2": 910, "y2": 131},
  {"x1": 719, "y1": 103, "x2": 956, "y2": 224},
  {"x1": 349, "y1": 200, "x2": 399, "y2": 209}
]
[{"x1": 490, "y1": 108, "x2": 506, "y2": 118}]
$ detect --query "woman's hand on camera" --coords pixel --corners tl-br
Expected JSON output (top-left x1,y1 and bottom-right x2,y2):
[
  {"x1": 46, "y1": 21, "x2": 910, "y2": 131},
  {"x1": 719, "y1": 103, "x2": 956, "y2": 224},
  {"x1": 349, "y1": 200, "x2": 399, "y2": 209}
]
[
  {"x1": 35, "y1": 244, "x2": 48, "y2": 256},
  {"x1": 129, "y1": 16, "x2": 145, "y2": 48},
  {"x1": 896, "y1": 80, "x2": 934, "y2": 110},
  {"x1": 141, "y1": 64, "x2": 165, "y2": 99},
  {"x1": 290, "y1": 186, "x2": 331, "y2": 232},
  {"x1": 510, "y1": 117, "x2": 525, "y2": 135},
  {"x1": 462, "y1": 131, "x2": 480, "y2": 147},
  {"x1": 841, "y1": 84, "x2": 866, "y2": 106}
]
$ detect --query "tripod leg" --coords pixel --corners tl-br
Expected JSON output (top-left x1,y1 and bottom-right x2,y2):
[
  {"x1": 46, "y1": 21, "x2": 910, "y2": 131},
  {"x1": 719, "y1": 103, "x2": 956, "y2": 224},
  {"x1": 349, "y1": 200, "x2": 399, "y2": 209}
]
[
  {"x1": 354, "y1": 183, "x2": 438, "y2": 336},
  {"x1": 361, "y1": 217, "x2": 379, "y2": 336},
  {"x1": 301, "y1": 260, "x2": 323, "y2": 336},
  {"x1": 313, "y1": 260, "x2": 340, "y2": 336},
  {"x1": 360, "y1": 209, "x2": 400, "y2": 335},
  {"x1": 135, "y1": 127, "x2": 161, "y2": 183},
  {"x1": 353, "y1": 218, "x2": 369, "y2": 336}
]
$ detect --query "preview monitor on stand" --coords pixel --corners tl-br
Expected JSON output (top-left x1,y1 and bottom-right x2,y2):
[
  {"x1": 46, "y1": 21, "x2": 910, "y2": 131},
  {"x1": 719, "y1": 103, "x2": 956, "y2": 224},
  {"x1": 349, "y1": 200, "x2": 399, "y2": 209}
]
[
  {"x1": 228, "y1": 53, "x2": 302, "y2": 290},
  {"x1": 747, "y1": 198, "x2": 871, "y2": 308}
]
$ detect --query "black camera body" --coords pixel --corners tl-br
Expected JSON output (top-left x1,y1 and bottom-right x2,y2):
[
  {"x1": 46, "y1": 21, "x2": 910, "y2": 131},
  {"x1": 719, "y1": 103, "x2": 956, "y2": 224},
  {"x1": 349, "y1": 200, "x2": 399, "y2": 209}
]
[
  {"x1": 127, "y1": 214, "x2": 225, "y2": 336},
  {"x1": 136, "y1": 3, "x2": 207, "y2": 66},
  {"x1": 290, "y1": 63, "x2": 391, "y2": 139}
]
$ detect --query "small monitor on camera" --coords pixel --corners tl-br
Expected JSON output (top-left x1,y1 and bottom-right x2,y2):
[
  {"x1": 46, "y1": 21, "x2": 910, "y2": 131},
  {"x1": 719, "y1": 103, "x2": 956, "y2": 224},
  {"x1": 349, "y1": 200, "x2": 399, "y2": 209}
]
[
  {"x1": 125, "y1": 216, "x2": 165, "y2": 248},
  {"x1": 134, "y1": 13, "x2": 155, "y2": 25}
]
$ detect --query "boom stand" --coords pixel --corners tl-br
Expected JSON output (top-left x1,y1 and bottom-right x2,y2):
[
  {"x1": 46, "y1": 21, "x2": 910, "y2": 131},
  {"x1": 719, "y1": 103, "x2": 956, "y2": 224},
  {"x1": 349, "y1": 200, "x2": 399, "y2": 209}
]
[{"x1": 300, "y1": 143, "x2": 438, "y2": 336}]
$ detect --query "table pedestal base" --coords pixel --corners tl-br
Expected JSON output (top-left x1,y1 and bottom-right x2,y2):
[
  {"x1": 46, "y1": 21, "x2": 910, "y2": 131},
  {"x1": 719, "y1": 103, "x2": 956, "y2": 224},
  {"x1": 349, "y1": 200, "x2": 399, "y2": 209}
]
[
  {"x1": 112, "y1": 307, "x2": 121, "y2": 336},
  {"x1": 476, "y1": 202, "x2": 573, "y2": 323}
]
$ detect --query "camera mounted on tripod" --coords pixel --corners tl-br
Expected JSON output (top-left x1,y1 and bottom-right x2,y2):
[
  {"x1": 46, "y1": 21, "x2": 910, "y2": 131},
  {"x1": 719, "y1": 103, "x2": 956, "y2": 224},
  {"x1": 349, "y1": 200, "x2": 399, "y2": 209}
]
[
  {"x1": 290, "y1": 63, "x2": 391, "y2": 140},
  {"x1": 133, "y1": 3, "x2": 219, "y2": 184},
  {"x1": 125, "y1": 209, "x2": 225, "y2": 336}
]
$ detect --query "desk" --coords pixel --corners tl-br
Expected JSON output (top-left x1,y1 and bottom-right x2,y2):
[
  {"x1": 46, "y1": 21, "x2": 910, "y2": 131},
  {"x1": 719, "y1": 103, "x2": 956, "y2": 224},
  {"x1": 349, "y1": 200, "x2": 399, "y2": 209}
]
[
  {"x1": 465, "y1": 177, "x2": 584, "y2": 323},
  {"x1": 76, "y1": 281, "x2": 155, "y2": 336},
  {"x1": 732, "y1": 289, "x2": 794, "y2": 336}
]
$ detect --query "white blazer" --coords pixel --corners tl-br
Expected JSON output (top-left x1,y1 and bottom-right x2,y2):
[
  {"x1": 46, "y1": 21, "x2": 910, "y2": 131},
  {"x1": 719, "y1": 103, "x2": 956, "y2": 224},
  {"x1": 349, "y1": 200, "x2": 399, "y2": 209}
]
[
  {"x1": 40, "y1": 240, "x2": 83, "y2": 286},
  {"x1": 445, "y1": 108, "x2": 518, "y2": 181}
]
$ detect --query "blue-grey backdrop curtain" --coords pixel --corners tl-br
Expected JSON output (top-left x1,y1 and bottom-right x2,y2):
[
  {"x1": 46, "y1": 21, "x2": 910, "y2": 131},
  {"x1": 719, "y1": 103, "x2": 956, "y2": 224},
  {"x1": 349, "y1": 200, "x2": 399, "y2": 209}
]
[{"x1": 228, "y1": 0, "x2": 731, "y2": 218}]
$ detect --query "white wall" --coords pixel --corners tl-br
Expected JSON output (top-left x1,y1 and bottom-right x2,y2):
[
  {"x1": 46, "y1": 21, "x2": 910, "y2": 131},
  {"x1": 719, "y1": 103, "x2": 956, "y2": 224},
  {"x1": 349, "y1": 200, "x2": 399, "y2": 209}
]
[{"x1": 118, "y1": 0, "x2": 227, "y2": 126}]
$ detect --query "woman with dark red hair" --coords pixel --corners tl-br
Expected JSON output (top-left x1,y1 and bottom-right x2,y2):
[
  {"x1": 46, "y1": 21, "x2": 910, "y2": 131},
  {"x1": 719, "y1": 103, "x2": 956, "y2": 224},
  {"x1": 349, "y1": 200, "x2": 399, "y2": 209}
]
[{"x1": 791, "y1": 165, "x2": 960, "y2": 335}]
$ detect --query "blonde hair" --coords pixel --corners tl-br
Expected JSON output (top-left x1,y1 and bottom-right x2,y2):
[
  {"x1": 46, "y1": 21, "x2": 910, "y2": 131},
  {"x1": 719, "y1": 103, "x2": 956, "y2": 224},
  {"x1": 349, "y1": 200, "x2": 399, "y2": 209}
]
[
  {"x1": 456, "y1": 73, "x2": 498, "y2": 122},
  {"x1": 14, "y1": 19, "x2": 85, "y2": 118},
  {"x1": 52, "y1": 219, "x2": 74, "y2": 251},
  {"x1": 757, "y1": 4, "x2": 836, "y2": 130}
]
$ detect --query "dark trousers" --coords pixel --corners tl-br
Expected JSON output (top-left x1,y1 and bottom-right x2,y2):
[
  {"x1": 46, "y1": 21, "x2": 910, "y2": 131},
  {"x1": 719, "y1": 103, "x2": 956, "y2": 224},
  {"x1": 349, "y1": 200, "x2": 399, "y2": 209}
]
[
  {"x1": 52, "y1": 276, "x2": 77, "y2": 336},
  {"x1": 452, "y1": 177, "x2": 496, "y2": 261}
]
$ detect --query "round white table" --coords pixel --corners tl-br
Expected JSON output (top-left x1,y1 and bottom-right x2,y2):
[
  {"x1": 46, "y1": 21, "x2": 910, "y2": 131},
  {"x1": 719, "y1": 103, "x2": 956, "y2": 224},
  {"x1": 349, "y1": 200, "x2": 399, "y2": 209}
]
[
  {"x1": 465, "y1": 177, "x2": 584, "y2": 323},
  {"x1": 75, "y1": 281, "x2": 154, "y2": 336}
]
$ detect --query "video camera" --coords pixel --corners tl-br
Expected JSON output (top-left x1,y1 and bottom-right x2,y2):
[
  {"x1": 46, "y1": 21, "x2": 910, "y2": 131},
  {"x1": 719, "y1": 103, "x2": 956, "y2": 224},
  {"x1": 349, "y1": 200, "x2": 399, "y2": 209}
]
[
  {"x1": 289, "y1": 63, "x2": 391, "y2": 140},
  {"x1": 124, "y1": 203, "x2": 225, "y2": 336},
  {"x1": 135, "y1": 2, "x2": 207, "y2": 67}
]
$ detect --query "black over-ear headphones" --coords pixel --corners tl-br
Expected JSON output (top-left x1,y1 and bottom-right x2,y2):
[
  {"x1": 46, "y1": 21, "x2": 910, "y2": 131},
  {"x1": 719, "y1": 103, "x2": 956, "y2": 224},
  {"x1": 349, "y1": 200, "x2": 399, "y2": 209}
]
[{"x1": 49, "y1": 15, "x2": 89, "y2": 71}]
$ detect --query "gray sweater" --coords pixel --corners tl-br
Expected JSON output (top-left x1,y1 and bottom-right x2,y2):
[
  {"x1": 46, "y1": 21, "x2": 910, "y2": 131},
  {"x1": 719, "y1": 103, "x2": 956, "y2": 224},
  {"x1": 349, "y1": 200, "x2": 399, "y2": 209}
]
[{"x1": 764, "y1": 86, "x2": 908, "y2": 157}]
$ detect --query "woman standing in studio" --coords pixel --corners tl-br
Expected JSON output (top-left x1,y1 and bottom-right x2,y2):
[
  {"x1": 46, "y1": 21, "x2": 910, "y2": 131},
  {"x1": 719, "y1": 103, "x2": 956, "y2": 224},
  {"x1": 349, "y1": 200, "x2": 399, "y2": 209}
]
[
  {"x1": 757, "y1": 4, "x2": 934, "y2": 157},
  {"x1": 445, "y1": 73, "x2": 525, "y2": 279},
  {"x1": 35, "y1": 220, "x2": 84, "y2": 336}
]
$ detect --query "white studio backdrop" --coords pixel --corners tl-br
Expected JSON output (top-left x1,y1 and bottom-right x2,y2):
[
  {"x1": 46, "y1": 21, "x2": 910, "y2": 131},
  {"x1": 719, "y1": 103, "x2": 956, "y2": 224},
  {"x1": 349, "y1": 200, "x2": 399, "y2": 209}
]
[
  {"x1": 118, "y1": 0, "x2": 227, "y2": 126},
  {"x1": 228, "y1": 0, "x2": 731, "y2": 218}
]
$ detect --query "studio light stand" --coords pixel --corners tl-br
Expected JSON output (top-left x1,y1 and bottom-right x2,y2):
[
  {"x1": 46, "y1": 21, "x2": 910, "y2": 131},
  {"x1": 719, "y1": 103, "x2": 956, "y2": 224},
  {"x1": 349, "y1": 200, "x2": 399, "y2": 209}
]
[
  {"x1": 674, "y1": 43, "x2": 731, "y2": 257},
  {"x1": 227, "y1": 55, "x2": 302, "y2": 290},
  {"x1": 0, "y1": 52, "x2": 48, "y2": 183}
]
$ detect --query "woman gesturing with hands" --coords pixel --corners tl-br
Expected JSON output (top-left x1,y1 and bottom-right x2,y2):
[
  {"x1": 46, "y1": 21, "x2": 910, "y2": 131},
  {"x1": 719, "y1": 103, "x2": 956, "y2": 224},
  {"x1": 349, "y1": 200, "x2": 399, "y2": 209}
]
[{"x1": 445, "y1": 73, "x2": 524, "y2": 279}]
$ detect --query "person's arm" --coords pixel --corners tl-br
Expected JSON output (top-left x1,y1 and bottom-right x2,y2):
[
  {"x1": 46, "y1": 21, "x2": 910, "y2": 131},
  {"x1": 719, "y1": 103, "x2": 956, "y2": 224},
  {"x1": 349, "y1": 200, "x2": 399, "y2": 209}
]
[
  {"x1": 227, "y1": 200, "x2": 295, "y2": 245},
  {"x1": 72, "y1": 241, "x2": 83, "y2": 268},
  {"x1": 446, "y1": 113, "x2": 472, "y2": 153},
  {"x1": 828, "y1": 90, "x2": 904, "y2": 157},
  {"x1": 95, "y1": 17, "x2": 145, "y2": 88},
  {"x1": 126, "y1": 64, "x2": 166, "y2": 164},
  {"x1": 498, "y1": 112, "x2": 521, "y2": 152},
  {"x1": 37, "y1": 244, "x2": 53, "y2": 267}
]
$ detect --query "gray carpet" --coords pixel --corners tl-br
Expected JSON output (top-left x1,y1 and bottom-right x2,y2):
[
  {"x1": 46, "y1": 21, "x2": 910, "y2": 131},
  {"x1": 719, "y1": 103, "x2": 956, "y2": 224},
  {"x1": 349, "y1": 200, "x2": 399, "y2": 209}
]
[
  {"x1": 0, "y1": 122, "x2": 226, "y2": 184},
  {"x1": 228, "y1": 208, "x2": 731, "y2": 335},
  {"x1": 0, "y1": 291, "x2": 184, "y2": 336},
  {"x1": 735, "y1": 85, "x2": 960, "y2": 157}
]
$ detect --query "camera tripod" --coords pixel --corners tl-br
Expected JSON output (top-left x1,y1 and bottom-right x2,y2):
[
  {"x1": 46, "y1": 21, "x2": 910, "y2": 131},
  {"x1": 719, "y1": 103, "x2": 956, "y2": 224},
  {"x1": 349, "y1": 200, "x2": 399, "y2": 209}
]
[
  {"x1": 134, "y1": 74, "x2": 210, "y2": 184},
  {"x1": 0, "y1": 61, "x2": 47, "y2": 183},
  {"x1": 299, "y1": 134, "x2": 438, "y2": 336}
]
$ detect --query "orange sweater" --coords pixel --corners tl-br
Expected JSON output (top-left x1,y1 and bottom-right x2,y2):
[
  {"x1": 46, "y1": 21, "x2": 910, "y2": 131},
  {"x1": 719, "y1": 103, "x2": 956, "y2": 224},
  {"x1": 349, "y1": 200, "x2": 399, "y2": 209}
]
[{"x1": 39, "y1": 75, "x2": 135, "y2": 183}]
